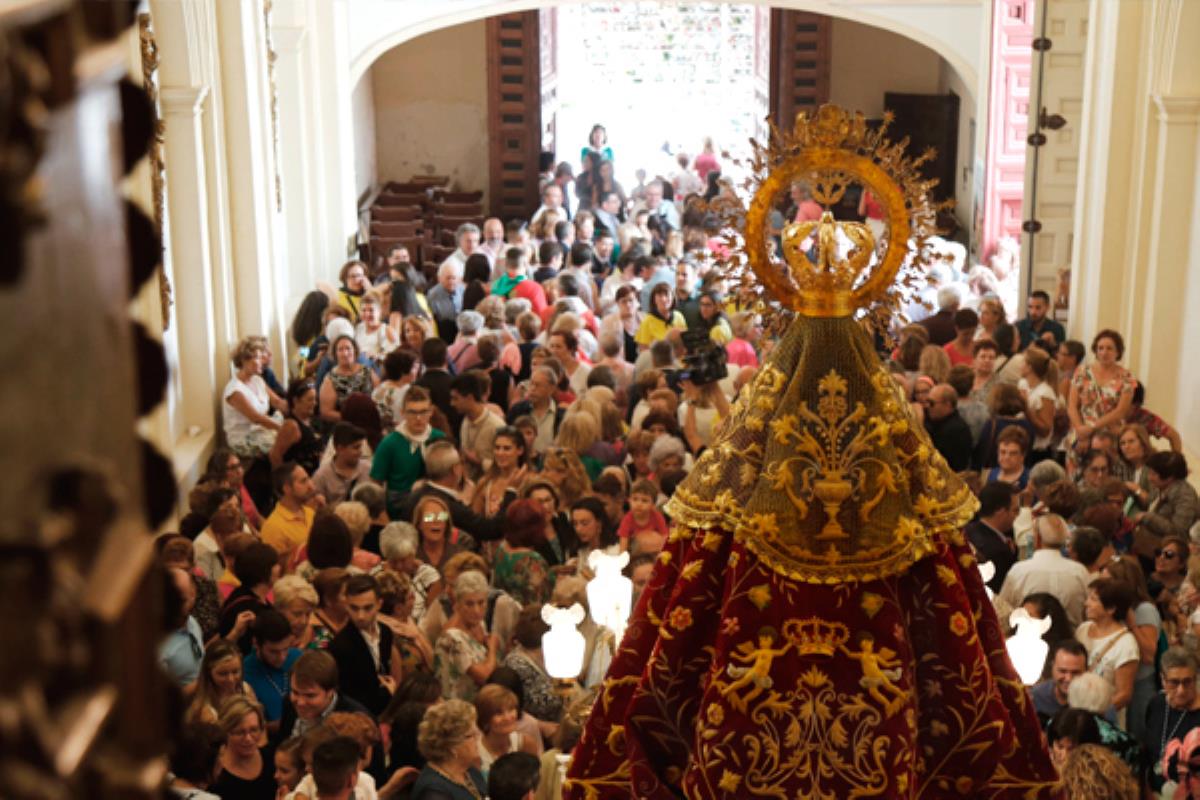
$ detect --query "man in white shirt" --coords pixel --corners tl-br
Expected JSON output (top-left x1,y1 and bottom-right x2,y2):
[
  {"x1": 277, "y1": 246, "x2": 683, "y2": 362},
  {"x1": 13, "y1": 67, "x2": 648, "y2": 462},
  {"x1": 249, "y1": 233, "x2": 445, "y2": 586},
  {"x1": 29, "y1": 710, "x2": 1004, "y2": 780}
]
[
  {"x1": 998, "y1": 514, "x2": 1092, "y2": 625},
  {"x1": 639, "y1": 179, "x2": 681, "y2": 230},
  {"x1": 478, "y1": 217, "x2": 506, "y2": 277},
  {"x1": 449, "y1": 372, "x2": 505, "y2": 479},
  {"x1": 548, "y1": 329, "x2": 591, "y2": 398},
  {"x1": 439, "y1": 222, "x2": 481, "y2": 276}
]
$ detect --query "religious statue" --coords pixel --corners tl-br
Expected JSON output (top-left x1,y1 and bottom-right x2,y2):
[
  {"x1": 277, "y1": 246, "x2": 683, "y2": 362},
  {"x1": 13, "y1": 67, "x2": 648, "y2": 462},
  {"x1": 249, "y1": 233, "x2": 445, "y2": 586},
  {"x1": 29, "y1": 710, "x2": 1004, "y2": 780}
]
[{"x1": 565, "y1": 105, "x2": 1061, "y2": 798}]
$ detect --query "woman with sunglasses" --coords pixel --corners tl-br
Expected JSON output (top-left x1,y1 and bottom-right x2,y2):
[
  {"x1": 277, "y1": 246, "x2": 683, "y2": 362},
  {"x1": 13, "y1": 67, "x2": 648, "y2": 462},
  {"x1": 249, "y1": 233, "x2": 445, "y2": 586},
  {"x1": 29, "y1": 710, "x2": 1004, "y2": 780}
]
[{"x1": 414, "y1": 495, "x2": 462, "y2": 573}]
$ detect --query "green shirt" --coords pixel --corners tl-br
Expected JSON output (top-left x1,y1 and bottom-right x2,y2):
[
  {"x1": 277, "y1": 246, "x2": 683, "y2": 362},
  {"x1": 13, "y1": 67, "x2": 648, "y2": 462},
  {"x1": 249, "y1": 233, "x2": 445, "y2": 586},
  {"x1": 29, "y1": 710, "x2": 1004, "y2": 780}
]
[{"x1": 370, "y1": 428, "x2": 445, "y2": 517}]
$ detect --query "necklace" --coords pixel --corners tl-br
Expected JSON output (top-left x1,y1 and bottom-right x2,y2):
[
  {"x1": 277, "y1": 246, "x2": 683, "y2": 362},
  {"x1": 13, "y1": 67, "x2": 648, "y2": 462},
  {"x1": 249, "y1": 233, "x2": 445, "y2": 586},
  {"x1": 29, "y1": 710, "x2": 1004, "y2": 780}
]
[
  {"x1": 1160, "y1": 704, "x2": 1191, "y2": 776},
  {"x1": 431, "y1": 762, "x2": 482, "y2": 800}
]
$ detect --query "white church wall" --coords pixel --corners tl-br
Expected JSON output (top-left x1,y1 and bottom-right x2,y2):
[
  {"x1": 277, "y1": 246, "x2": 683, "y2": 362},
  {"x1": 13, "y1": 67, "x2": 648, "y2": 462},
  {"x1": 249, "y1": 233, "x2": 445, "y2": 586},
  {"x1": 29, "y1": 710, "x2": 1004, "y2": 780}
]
[{"x1": 352, "y1": 74, "x2": 378, "y2": 200}]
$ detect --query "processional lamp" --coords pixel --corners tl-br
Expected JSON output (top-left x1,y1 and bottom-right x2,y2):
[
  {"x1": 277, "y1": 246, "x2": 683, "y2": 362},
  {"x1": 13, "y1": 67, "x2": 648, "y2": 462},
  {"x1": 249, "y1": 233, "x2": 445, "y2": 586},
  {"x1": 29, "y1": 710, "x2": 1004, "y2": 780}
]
[
  {"x1": 1006, "y1": 607, "x2": 1052, "y2": 685},
  {"x1": 585, "y1": 550, "x2": 633, "y2": 642},
  {"x1": 542, "y1": 603, "x2": 587, "y2": 680}
]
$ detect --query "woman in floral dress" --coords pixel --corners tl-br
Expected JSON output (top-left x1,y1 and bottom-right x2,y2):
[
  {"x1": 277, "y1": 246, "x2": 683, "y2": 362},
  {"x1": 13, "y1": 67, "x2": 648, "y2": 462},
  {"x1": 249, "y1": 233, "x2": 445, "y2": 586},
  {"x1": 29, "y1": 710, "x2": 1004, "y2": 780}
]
[
  {"x1": 435, "y1": 570, "x2": 499, "y2": 702},
  {"x1": 1066, "y1": 329, "x2": 1136, "y2": 476}
]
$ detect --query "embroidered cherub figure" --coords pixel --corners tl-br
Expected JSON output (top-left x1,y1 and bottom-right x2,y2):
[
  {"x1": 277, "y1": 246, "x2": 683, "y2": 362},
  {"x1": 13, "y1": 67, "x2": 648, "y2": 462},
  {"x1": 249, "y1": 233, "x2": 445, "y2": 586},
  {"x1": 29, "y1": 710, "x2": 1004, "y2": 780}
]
[
  {"x1": 840, "y1": 633, "x2": 907, "y2": 716},
  {"x1": 721, "y1": 626, "x2": 790, "y2": 711}
]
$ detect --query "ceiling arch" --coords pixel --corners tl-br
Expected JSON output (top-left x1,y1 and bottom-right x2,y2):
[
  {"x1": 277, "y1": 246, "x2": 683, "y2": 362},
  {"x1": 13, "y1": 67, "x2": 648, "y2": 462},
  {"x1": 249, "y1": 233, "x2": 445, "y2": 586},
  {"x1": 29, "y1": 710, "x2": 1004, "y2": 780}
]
[{"x1": 347, "y1": 0, "x2": 983, "y2": 99}]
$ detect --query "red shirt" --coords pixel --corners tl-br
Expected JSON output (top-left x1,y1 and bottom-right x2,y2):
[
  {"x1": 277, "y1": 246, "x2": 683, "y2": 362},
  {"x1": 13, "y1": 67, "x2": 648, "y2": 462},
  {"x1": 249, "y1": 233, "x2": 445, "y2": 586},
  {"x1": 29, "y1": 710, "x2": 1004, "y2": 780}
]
[{"x1": 944, "y1": 340, "x2": 974, "y2": 367}]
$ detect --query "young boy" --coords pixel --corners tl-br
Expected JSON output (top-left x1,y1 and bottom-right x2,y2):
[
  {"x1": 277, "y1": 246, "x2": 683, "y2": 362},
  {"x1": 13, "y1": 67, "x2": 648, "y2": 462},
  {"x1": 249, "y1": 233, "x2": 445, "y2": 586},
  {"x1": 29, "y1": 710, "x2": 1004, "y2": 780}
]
[
  {"x1": 312, "y1": 423, "x2": 371, "y2": 506},
  {"x1": 618, "y1": 479, "x2": 669, "y2": 556}
]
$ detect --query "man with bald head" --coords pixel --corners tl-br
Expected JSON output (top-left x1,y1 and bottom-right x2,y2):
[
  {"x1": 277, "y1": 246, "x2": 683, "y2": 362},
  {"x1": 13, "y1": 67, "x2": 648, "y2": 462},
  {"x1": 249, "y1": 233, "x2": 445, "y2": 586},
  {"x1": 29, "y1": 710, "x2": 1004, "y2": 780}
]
[
  {"x1": 998, "y1": 514, "x2": 1091, "y2": 625},
  {"x1": 479, "y1": 217, "x2": 507, "y2": 277},
  {"x1": 159, "y1": 567, "x2": 205, "y2": 685},
  {"x1": 924, "y1": 383, "x2": 972, "y2": 471}
]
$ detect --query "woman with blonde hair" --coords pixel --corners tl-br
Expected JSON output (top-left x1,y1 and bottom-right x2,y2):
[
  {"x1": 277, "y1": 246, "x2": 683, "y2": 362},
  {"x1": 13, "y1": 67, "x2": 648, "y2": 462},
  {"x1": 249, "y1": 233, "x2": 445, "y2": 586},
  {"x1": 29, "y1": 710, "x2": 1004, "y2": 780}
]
[
  {"x1": 530, "y1": 209, "x2": 560, "y2": 248},
  {"x1": 539, "y1": 446, "x2": 590, "y2": 507},
  {"x1": 975, "y1": 296, "x2": 1007, "y2": 342},
  {"x1": 211, "y1": 696, "x2": 275, "y2": 797},
  {"x1": 1020, "y1": 346, "x2": 1059, "y2": 464},
  {"x1": 333, "y1": 500, "x2": 382, "y2": 572},
  {"x1": 556, "y1": 412, "x2": 604, "y2": 481},
  {"x1": 1060, "y1": 744, "x2": 1139, "y2": 799},
  {"x1": 186, "y1": 640, "x2": 257, "y2": 724},
  {"x1": 402, "y1": 315, "x2": 433, "y2": 354},
  {"x1": 918, "y1": 345, "x2": 951, "y2": 385},
  {"x1": 474, "y1": 685, "x2": 538, "y2": 777},
  {"x1": 224, "y1": 337, "x2": 284, "y2": 458},
  {"x1": 273, "y1": 574, "x2": 319, "y2": 648}
]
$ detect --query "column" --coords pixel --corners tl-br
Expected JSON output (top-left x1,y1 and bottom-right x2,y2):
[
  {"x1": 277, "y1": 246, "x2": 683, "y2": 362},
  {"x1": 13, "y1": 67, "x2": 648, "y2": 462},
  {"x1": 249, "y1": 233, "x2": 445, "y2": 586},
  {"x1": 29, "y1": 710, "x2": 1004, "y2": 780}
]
[{"x1": 159, "y1": 85, "x2": 218, "y2": 452}]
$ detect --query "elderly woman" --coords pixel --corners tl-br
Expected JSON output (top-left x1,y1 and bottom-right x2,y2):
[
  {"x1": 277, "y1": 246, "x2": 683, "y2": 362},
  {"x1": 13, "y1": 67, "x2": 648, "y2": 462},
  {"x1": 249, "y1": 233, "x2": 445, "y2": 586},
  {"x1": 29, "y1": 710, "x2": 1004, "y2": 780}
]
[
  {"x1": 493, "y1": 498, "x2": 553, "y2": 605},
  {"x1": 1134, "y1": 451, "x2": 1199, "y2": 546},
  {"x1": 1076, "y1": 578, "x2": 1140, "y2": 727},
  {"x1": 273, "y1": 574, "x2": 318, "y2": 649},
  {"x1": 378, "y1": 521, "x2": 442, "y2": 622},
  {"x1": 649, "y1": 433, "x2": 687, "y2": 479},
  {"x1": 411, "y1": 699, "x2": 488, "y2": 800},
  {"x1": 447, "y1": 309, "x2": 486, "y2": 374},
  {"x1": 434, "y1": 571, "x2": 500, "y2": 702},
  {"x1": 1117, "y1": 423, "x2": 1156, "y2": 514},
  {"x1": 1067, "y1": 329, "x2": 1136, "y2": 475},
  {"x1": 474, "y1": 685, "x2": 538, "y2": 777},
  {"x1": 211, "y1": 696, "x2": 275, "y2": 797},
  {"x1": 319, "y1": 336, "x2": 378, "y2": 424},
  {"x1": 224, "y1": 336, "x2": 284, "y2": 458},
  {"x1": 309, "y1": 567, "x2": 349, "y2": 650}
]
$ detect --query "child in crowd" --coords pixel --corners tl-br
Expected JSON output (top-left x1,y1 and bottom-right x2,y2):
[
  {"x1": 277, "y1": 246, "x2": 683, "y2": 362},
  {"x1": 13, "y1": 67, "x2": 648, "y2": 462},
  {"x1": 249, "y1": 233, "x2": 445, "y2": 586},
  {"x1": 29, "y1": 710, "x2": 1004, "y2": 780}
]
[{"x1": 618, "y1": 479, "x2": 669, "y2": 556}]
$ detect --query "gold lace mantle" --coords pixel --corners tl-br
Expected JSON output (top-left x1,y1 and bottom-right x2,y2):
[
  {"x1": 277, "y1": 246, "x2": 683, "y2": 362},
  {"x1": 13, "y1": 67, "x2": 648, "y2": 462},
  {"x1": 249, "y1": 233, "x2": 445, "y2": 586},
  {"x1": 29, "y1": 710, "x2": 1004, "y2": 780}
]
[{"x1": 665, "y1": 315, "x2": 976, "y2": 584}]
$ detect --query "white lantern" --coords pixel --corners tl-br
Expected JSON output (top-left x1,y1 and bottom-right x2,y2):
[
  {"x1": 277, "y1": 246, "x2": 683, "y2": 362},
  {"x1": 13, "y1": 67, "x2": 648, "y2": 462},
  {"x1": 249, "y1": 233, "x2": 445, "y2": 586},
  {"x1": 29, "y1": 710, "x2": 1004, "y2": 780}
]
[
  {"x1": 586, "y1": 550, "x2": 632, "y2": 639},
  {"x1": 1006, "y1": 607, "x2": 1052, "y2": 685},
  {"x1": 542, "y1": 603, "x2": 587, "y2": 680}
]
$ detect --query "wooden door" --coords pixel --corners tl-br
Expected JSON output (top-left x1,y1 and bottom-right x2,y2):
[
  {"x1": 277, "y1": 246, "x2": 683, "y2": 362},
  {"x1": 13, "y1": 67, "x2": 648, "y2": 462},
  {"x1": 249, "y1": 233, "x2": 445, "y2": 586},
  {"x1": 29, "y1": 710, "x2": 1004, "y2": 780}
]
[
  {"x1": 769, "y1": 9, "x2": 832, "y2": 131},
  {"x1": 885, "y1": 92, "x2": 961, "y2": 209},
  {"x1": 487, "y1": 11, "x2": 542, "y2": 220},
  {"x1": 1020, "y1": 0, "x2": 1088, "y2": 305}
]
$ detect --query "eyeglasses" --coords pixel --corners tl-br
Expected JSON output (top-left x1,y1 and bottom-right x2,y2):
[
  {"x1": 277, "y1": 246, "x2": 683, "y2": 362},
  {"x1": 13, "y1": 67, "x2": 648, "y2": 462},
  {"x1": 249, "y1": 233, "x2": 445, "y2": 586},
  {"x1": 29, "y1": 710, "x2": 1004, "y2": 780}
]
[
  {"x1": 421, "y1": 512, "x2": 450, "y2": 523},
  {"x1": 1156, "y1": 549, "x2": 1182, "y2": 559},
  {"x1": 231, "y1": 726, "x2": 263, "y2": 739},
  {"x1": 1164, "y1": 677, "x2": 1195, "y2": 689}
]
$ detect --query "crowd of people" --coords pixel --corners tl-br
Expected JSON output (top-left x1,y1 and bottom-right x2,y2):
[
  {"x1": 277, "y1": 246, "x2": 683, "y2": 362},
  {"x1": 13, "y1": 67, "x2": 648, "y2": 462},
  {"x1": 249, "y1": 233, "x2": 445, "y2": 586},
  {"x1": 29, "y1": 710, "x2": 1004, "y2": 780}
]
[{"x1": 158, "y1": 123, "x2": 1197, "y2": 800}]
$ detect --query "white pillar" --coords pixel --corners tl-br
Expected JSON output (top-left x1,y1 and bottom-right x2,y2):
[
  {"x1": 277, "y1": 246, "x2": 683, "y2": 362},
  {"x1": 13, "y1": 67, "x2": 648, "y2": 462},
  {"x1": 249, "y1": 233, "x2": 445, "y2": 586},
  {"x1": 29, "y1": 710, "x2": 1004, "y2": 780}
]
[
  {"x1": 160, "y1": 85, "x2": 218, "y2": 449},
  {"x1": 1140, "y1": 95, "x2": 1200, "y2": 427},
  {"x1": 214, "y1": 0, "x2": 288, "y2": 359}
]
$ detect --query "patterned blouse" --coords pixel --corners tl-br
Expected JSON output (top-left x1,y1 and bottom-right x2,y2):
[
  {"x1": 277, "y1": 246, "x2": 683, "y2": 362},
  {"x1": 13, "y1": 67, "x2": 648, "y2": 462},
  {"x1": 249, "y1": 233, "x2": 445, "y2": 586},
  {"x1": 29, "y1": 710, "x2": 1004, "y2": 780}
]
[
  {"x1": 435, "y1": 627, "x2": 489, "y2": 702},
  {"x1": 492, "y1": 545, "x2": 553, "y2": 606},
  {"x1": 328, "y1": 365, "x2": 374, "y2": 410},
  {"x1": 502, "y1": 649, "x2": 563, "y2": 722}
]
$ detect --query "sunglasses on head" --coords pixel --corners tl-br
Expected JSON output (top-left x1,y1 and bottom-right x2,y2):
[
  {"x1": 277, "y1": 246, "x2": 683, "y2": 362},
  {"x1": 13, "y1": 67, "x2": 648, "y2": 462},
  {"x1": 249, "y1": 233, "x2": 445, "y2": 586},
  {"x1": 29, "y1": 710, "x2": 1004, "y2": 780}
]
[{"x1": 422, "y1": 512, "x2": 450, "y2": 523}]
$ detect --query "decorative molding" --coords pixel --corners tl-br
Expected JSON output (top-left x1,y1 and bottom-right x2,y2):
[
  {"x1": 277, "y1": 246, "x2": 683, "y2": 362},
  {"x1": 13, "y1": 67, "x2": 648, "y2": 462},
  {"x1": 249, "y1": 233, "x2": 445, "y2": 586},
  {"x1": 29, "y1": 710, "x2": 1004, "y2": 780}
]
[
  {"x1": 264, "y1": 0, "x2": 281, "y2": 210},
  {"x1": 1152, "y1": 94, "x2": 1200, "y2": 125},
  {"x1": 138, "y1": 12, "x2": 172, "y2": 331},
  {"x1": 159, "y1": 85, "x2": 209, "y2": 116},
  {"x1": 273, "y1": 24, "x2": 307, "y2": 53}
]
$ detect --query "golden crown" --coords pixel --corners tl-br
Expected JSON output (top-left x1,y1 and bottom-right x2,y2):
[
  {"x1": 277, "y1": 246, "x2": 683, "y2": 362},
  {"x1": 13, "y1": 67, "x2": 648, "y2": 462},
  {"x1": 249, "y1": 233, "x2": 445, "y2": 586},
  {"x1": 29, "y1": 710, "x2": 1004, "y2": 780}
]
[
  {"x1": 782, "y1": 617, "x2": 851, "y2": 657},
  {"x1": 737, "y1": 105, "x2": 946, "y2": 324}
]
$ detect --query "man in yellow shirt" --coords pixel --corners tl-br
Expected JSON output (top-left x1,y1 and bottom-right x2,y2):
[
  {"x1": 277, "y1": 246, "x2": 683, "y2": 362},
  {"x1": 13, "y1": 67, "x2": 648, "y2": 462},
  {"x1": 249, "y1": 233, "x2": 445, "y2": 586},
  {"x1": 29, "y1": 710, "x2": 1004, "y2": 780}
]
[{"x1": 261, "y1": 461, "x2": 317, "y2": 569}]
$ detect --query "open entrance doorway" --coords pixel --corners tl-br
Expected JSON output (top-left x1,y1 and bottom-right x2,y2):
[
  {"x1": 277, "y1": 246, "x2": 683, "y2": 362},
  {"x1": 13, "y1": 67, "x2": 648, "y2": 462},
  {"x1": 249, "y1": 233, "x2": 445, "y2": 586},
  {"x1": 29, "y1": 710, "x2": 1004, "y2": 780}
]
[{"x1": 551, "y1": 3, "x2": 766, "y2": 189}]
